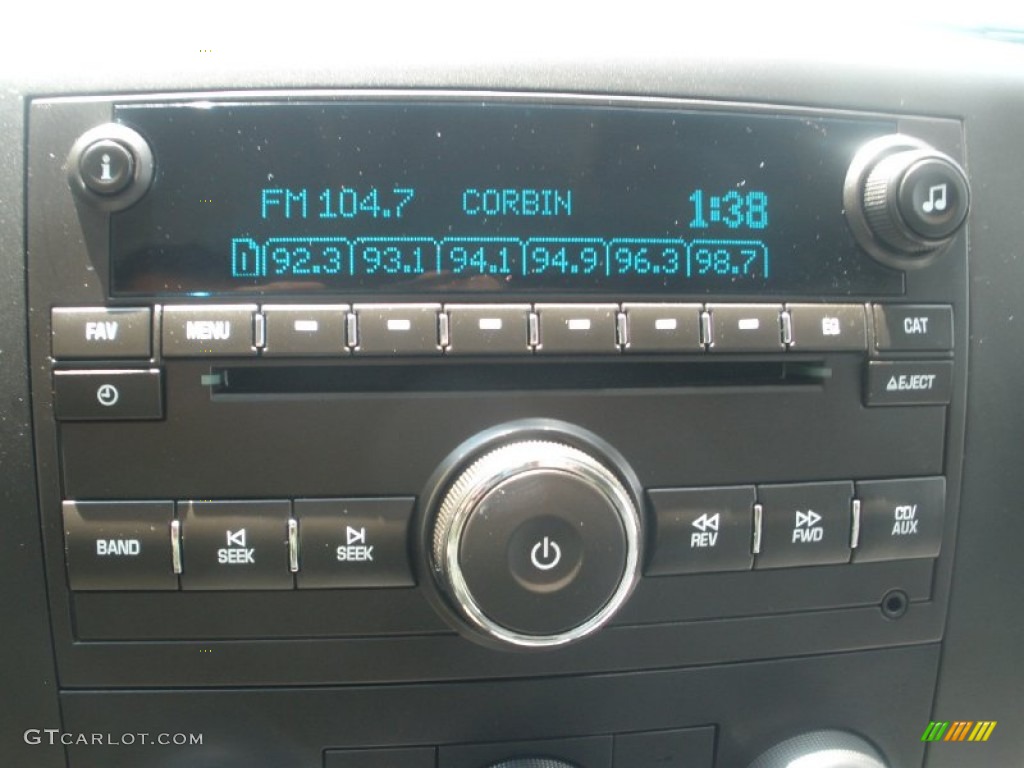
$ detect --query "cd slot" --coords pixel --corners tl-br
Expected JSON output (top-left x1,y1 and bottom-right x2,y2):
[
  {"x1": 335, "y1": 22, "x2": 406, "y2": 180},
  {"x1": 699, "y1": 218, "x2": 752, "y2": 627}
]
[{"x1": 211, "y1": 360, "x2": 828, "y2": 396}]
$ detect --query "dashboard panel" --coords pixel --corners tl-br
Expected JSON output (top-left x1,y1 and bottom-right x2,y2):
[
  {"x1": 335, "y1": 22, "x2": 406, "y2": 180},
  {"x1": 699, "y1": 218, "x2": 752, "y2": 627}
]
[{"x1": 1, "y1": 15, "x2": 1023, "y2": 768}]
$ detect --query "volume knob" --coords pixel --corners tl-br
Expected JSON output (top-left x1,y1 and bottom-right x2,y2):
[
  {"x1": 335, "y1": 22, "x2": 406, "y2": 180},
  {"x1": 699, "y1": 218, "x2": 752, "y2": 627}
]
[
  {"x1": 844, "y1": 135, "x2": 969, "y2": 269},
  {"x1": 750, "y1": 730, "x2": 887, "y2": 768},
  {"x1": 431, "y1": 439, "x2": 641, "y2": 649}
]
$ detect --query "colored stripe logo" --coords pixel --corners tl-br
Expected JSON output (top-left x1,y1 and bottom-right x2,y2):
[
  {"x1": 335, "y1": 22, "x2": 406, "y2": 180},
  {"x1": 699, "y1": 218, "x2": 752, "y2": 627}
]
[{"x1": 922, "y1": 721, "x2": 997, "y2": 742}]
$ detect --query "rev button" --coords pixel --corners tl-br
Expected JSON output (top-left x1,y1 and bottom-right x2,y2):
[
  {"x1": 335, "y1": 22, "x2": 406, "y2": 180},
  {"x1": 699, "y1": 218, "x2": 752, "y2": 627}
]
[{"x1": 647, "y1": 486, "x2": 755, "y2": 575}]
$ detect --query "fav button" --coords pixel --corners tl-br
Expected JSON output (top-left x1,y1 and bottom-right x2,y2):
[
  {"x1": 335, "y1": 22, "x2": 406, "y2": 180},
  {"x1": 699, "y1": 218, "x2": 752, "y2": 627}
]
[
  {"x1": 755, "y1": 482, "x2": 853, "y2": 569},
  {"x1": 62, "y1": 501, "x2": 177, "y2": 591},
  {"x1": 294, "y1": 498, "x2": 415, "y2": 589},
  {"x1": 52, "y1": 307, "x2": 152, "y2": 360},
  {"x1": 853, "y1": 477, "x2": 945, "y2": 562},
  {"x1": 179, "y1": 500, "x2": 292, "y2": 590}
]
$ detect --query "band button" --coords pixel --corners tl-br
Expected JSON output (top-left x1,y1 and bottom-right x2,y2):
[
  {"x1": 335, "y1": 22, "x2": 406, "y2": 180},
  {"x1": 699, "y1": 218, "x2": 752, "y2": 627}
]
[{"x1": 62, "y1": 501, "x2": 177, "y2": 591}]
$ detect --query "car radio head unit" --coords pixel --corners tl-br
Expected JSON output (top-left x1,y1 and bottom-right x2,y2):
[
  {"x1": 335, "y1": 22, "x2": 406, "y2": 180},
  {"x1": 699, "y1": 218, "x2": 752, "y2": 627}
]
[{"x1": 26, "y1": 89, "x2": 968, "y2": 702}]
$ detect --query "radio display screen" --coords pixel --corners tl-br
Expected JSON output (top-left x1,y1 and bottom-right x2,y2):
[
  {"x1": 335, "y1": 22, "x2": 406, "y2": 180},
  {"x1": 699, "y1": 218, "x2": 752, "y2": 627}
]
[{"x1": 110, "y1": 101, "x2": 903, "y2": 296}]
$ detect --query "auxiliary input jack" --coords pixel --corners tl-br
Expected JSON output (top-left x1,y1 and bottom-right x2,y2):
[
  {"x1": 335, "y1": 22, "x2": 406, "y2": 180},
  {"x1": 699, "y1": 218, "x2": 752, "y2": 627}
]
[{"x1": 881, "y1": 589, "x2": 909, "y2": 620}]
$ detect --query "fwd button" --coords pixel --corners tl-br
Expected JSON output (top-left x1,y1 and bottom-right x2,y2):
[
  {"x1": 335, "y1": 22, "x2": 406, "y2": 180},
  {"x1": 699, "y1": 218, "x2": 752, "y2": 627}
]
[{"x1": 755, "y1": 482, "x2": 853, "y2": 569}]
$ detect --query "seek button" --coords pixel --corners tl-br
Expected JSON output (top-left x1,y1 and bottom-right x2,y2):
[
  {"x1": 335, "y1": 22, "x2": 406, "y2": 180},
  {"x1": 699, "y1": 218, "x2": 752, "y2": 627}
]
[
  {"x1": 295, "y1": 498, "x2": 415, "y2": 589},
  {"x1": 179, "y1": 500, "x2": 291, "y2": 590}
]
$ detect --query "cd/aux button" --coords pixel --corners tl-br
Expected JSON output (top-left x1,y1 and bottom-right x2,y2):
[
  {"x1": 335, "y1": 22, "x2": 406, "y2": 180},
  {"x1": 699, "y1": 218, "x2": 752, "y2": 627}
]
[{"x1": 853, "y1": 477, "x2": 945, "y2": 562}]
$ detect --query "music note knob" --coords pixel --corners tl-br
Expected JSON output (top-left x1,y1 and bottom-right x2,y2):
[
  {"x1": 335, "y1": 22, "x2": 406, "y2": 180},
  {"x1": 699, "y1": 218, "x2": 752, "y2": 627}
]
[{"x1": 844, "y1": 135, "x2": 970, "y2": 269}]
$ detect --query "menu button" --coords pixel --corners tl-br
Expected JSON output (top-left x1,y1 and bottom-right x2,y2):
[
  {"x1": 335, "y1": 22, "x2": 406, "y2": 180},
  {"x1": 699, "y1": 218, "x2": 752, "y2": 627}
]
[{"x1": 162, "y1": 305, "x2": 257, "y2": 357}]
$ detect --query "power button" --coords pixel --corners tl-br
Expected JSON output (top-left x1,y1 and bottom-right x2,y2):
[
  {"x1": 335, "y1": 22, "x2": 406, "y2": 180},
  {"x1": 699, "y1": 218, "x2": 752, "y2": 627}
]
[
  {"x1": 507, "y1": 516, "x2": 583, "y2": 592},
  {"x1": 456, "y1": 469, "x2": 627, "y2": 637},
  {"x1": 432, "y1": 438, "x2": 641, "y2": 647}
]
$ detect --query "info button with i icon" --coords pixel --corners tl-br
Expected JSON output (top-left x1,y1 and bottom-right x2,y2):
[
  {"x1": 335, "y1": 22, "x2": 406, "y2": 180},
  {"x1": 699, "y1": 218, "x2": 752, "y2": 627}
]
[{"x1": 78, "y1": 139, "x2": 135, "y2": 195}]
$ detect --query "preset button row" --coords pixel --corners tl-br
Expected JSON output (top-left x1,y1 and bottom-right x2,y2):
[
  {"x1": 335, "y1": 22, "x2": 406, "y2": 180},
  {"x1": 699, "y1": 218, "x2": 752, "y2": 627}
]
[
  {"x1": 63, "y1": 498, "x2": 415, "y2": 592},
  {"x1": 647, "y1": 476, "x2": 946, "y2": 576},
  {"x1": 51, "y1": 303, "x2": 954, "y2": 359}
]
